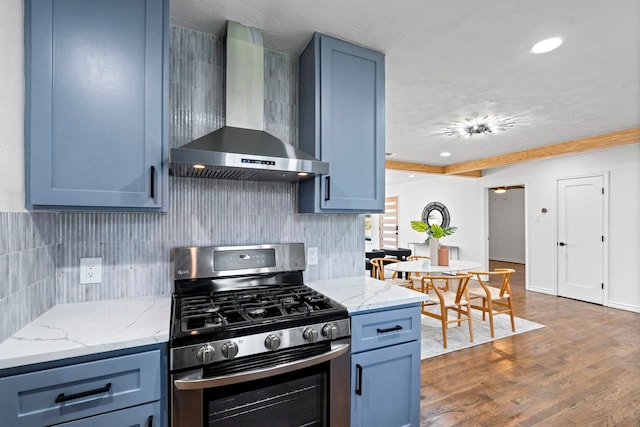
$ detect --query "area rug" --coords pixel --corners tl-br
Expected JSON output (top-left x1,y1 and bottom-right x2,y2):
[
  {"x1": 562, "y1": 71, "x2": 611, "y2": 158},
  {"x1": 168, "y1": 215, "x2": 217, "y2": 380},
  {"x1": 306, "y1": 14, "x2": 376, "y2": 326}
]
[{"x1": 420, "y1": 311, "x2": 544, "y2": 359}]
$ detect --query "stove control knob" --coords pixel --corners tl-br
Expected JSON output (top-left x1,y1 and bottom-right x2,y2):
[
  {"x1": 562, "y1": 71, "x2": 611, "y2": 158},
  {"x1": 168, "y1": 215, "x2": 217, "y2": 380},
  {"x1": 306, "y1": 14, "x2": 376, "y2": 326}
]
[
  {"x1": 221, "y1": 341, "x2": 239, "y2": 360},
  {"x1": 322, "y1": 324, "x2": 338, "y2": 340},
  {"x1": 264, "y1": 334, "x2": 281, "y2": 351},
  {"x1": 303, "y1": 327, "x2": 319, "y2": 343},
  {"x1": 197, "y1": 345, "x2": 216, "y2": 364}
]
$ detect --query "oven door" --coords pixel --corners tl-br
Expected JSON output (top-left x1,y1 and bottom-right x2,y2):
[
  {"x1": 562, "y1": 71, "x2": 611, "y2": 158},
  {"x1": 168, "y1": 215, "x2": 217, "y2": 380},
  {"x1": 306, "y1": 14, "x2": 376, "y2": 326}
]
[{"x1": 171, "y1": 339, "x2": 350, "y2": 427}]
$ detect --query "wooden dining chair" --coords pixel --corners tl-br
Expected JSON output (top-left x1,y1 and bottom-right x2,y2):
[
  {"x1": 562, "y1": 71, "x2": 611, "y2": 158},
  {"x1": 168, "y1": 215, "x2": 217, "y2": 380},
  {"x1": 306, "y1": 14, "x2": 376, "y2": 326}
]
[
  {"x1": 370, "y1": 258, "x2": 412, "y2": 287},
  {"x1": 466, "y1": 269, "x2": 516, "y2": 337},
  {"x1": 420, "y1": 273, "x2": 474, "y2": 348},
  {"x1": 407, "y1": 255, "x2": 429, "y2": 289}
]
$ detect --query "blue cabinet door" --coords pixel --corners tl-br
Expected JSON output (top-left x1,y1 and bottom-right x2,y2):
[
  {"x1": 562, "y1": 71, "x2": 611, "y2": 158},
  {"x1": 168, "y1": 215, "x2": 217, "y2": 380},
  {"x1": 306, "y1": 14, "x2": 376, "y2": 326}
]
[
  {"x1": 25, "y1": 0, "x2": 168, "y2": 211},
  {"x1": 351, "y1": 340, "x2": 421, "y2": 427},
  {"x1": 299, "y1": 33, "x2": 385, "y2": 213}
]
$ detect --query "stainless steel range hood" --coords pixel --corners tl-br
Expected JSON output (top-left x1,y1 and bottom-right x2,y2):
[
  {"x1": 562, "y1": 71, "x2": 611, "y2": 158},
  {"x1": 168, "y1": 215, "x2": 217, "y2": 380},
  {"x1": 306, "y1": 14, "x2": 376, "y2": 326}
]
[{"x1": 170, "y1": 21, "x2": 328, "y2": 181}]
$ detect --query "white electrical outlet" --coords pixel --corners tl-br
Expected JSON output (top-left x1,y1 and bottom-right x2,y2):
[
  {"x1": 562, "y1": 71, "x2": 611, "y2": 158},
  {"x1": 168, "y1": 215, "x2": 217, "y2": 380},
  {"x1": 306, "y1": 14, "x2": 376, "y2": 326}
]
[
  {"x1": 80, "y1": 257, "x2": 102, "y2": 284},
  {"x1": 307, "y1": 247, "x2": 318, "y2": 266}
]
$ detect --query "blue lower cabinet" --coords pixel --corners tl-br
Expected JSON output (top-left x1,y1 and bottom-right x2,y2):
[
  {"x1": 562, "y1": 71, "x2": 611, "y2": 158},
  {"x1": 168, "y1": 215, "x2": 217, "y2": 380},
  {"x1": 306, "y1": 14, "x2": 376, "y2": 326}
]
[
  {"x1": 350, "y1": 305, "x2": 421, "y2": 427},
  {"x1": 0, "y1": 347, "x2": 165, "y2": 426},
  {"x1": 351, "y1": 341, "x2": 421, "y2": 427}
]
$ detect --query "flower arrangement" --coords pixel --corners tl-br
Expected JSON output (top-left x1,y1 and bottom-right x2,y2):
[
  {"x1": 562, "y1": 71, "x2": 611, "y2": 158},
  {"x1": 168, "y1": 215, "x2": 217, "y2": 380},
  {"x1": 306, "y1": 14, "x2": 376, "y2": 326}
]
[{"x1": 410, "y1": 221, "x2": 457, "y2": 241}]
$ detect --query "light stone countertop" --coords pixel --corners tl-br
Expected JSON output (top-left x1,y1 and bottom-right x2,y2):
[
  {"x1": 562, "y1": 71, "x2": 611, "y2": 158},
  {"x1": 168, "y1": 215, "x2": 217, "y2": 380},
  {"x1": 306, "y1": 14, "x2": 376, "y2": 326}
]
[
  {"x1": 0, "y1": 278, "x2": 424, "y2": 371},
  {"x1": 307, "y1": 276, "x2": 427, "y2": 314},
  {"x1": 0, "y1": 295, "x2": 171, "y2": 371}
]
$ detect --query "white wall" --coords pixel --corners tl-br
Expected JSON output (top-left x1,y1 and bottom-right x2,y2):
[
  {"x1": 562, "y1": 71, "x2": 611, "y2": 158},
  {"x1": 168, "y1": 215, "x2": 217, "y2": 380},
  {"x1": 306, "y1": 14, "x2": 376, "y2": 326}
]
[
  {"x1": 387, "y1": 174, "x2": 485, "y2": 268},
  {"x1": 489, "y1": 188, "x2": 525, "y2": 263},
  {"x1": 387, "y1": 144, "x2": 640, "y2": 312},
  {"x1": 0, "y1": 1, "x2": 25, "y2": 212},
  {"x1": 481, "y1": 143, "x2": 640, "y2": 312}
]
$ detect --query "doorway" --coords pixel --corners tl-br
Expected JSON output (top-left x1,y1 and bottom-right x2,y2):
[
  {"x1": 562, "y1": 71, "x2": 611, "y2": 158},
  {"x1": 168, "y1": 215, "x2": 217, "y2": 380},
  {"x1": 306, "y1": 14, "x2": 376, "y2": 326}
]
[
  {"x1": 557, "y1": 174, "x2": 607, "y2": 304},
  {"x1": 486, "y1": 185, "x2": 527, "y2": 286},
  {"x1": 488, "y1": 186, "x2": 525, "y2": 263}
]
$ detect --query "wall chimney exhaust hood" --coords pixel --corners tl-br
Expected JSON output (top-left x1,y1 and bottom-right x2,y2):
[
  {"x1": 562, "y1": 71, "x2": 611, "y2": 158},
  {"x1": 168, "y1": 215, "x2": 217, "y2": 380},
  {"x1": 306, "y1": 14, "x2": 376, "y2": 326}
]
[{"x1": 170, "y1": 21, "x2": 329, "y2": 181}]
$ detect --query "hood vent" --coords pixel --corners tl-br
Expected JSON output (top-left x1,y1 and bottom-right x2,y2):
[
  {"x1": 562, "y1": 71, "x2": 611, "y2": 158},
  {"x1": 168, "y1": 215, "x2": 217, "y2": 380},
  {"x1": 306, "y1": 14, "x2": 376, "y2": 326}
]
[{"x1": 170, "y1": 21, "x2": 328, "y2": 181}]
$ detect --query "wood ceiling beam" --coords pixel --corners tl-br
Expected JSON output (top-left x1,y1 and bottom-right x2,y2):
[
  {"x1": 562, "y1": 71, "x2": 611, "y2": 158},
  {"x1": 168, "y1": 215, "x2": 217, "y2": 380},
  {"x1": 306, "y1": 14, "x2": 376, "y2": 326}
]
[
  {"x1": 386, "y1": 128, "x2": 639, "y2": 178},
  {"x1": 443, "y1": 128, "x2": 640, "y2": 175},
  {"x1": 385, "y1": 160, "x2": 443, "y2": 174},
  {"x1": 385, "y1": 160, "x2": 482, "y2": 177}
]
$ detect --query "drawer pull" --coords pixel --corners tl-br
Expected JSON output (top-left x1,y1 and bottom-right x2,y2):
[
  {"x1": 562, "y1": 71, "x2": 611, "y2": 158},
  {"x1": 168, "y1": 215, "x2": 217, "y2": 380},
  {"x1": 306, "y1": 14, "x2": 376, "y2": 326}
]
[
  {"x1": 55, "y1": 382, "x2": 112, "y2": 403},
  {"x1": 355, "y1": 364, "x2": 363, "y2": 395},
  {"x1": 148, "y1": 415, "x2": 154, "y2": 427},
  {"x1": 376, "y1": 325, "x2": 403, "y2": 334}
]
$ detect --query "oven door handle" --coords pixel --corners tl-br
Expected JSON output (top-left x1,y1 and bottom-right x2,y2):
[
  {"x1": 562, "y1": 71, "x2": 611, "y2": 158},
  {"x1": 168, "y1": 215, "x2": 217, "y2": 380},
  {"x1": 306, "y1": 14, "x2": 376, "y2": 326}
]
[{"x1": 173, "y1": 342, "x2": 350, "y2": 390}]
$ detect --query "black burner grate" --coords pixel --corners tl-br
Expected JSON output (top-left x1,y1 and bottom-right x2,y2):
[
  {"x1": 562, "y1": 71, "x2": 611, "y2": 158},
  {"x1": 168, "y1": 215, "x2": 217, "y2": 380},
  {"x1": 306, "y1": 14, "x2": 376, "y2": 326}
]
[{"x1": 177, "y1": 283, "x2": 339, "y2": 334}]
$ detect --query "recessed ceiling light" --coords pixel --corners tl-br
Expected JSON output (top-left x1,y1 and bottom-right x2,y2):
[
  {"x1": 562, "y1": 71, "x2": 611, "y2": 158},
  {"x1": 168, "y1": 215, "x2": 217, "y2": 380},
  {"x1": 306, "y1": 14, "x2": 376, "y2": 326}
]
[
  {"x1": 440, "y1": 152, "x2": 452, "y2": 157},
  {"x1": 408, "y1": 174, "x2": 415, "y2": 178},
  {"x1": 494, "y1": 187, "x2": 506, "y2": 194},
  {"x1": 530, "y1": 37, "x2": 563, "y2": 54}
]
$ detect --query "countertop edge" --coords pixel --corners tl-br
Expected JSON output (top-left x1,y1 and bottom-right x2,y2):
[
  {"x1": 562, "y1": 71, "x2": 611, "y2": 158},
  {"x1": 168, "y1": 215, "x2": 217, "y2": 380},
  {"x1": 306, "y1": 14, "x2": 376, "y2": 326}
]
[
  {"x1": 0, "y1": 295, "x2": 171, "y2": 372},
  {"x1": 307, "y1": 276, "x2": 427, "y2": 314},
  {"x1": 0, "y1": 334, "x2": 169, "y2": 371}
]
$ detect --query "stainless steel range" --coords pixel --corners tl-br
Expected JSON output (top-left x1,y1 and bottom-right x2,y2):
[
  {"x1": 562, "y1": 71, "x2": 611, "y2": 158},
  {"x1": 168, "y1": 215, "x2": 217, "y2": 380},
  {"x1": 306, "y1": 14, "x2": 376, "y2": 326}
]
[{"x1": 169, "y1": 243, "x2": 350, "y2": 427}]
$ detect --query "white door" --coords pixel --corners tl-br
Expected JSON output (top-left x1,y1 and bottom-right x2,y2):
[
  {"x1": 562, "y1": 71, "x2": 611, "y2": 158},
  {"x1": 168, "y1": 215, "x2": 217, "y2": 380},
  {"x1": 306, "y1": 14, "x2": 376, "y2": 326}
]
[{"x1": 557, "y1": 175, "x2": 605, "y2": 304}]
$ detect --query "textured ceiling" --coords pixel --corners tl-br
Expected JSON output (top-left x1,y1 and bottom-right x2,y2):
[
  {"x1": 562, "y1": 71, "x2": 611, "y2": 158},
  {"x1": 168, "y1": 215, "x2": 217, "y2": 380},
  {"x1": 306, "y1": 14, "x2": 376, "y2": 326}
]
[{"x1": 170, "y1": 0, "x2": 640, "y2": 184}]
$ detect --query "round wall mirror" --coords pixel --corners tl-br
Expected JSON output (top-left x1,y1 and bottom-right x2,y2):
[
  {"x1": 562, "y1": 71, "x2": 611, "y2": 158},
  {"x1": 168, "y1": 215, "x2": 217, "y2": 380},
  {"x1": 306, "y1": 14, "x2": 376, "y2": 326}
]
[{"x1": 421, "y1": 202, "x2": 450, "y2": 228}]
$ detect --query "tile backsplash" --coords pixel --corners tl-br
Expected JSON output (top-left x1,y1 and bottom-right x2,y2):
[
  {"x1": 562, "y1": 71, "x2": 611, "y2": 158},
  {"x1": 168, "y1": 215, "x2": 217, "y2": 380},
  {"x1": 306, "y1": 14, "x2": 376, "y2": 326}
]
[
  {"x1": 0, "y1": 213, "x2": 57, "y2": 342},
  {"x1": 0, "y1": 26, "x2": 363, "y2": 342}
]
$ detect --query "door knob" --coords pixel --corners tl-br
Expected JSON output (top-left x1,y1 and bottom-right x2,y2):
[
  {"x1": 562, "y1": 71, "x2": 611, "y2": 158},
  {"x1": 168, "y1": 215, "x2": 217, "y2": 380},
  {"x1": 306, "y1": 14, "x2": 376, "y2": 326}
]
[{"x1": 558, "y1": 242, "x2": 567, "y2": 246}]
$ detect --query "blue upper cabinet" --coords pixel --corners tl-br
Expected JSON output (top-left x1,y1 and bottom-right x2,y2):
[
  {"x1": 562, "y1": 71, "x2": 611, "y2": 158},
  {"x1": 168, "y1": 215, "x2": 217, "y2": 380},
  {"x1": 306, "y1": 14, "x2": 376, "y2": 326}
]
[
  {"x1": 24, "y1": 0, "x2": 169, "y2": 211},
  {"x1": 298, "y1": 33, "x2": 385, "y2": 213}
]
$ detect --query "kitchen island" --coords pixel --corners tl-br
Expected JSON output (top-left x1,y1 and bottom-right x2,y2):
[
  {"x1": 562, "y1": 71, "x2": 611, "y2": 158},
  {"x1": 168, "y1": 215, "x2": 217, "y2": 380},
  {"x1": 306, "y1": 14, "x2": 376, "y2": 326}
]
[{"x1": 308, "y1": 276, "x2": 426, "y2": 427}]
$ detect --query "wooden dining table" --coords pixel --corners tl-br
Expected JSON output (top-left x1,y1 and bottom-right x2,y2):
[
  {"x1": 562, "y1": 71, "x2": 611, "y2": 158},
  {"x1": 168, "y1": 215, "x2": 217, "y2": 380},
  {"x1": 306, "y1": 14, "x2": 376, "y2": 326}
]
[{"x1": 384, "y1": 259, "x2": 482, "y2": 275}]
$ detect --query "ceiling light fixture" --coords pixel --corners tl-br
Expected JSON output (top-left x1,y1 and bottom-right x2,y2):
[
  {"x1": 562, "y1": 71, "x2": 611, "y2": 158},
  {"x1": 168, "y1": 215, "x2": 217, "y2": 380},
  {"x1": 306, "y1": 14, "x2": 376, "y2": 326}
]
[
  {"x1": 494, "y1": 187, "x2": 506, "y2": 194},
  {"x1": 530, "y1": 37, "x2": 563, "y2": 54},
  {"x1": 442, "y1": 115, "x2": 516, "y2": 138},
  {"x1": 440, "y1": 151, "x2": 452, "y2": 157}
]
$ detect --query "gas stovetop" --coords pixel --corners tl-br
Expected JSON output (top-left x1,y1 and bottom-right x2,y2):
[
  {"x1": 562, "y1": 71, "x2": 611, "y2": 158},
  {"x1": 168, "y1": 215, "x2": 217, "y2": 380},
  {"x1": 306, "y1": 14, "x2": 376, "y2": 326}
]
[
  {"x1": 171, "y1": 281, "x2": 347, "y2": 344},
  {"x1": 178, "y1": 283, "x2": 340, "y2": 333}
]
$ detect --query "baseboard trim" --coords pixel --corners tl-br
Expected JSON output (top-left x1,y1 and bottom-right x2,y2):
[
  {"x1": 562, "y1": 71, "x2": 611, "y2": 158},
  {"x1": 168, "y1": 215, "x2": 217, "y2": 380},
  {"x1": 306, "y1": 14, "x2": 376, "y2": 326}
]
[
  {"x1": 606, "y1": 301, "x2": 640, "y2": 314},
  {"x1": 527, "y1": 286, "x2": 556, "y2": 295}
]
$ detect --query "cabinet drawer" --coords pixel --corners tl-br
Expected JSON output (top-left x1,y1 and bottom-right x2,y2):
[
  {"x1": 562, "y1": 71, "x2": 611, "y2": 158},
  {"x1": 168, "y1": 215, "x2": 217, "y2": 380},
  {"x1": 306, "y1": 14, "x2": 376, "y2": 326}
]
[
  {"x1": 57, "y1": 401, "x2": 161, "y2": 426},
  {"x1": 0, "y1": 349, "x2": 161, "y2": 426},
  {"x1": 351, "y1": 306, "x2": 420, "y2": 353}
]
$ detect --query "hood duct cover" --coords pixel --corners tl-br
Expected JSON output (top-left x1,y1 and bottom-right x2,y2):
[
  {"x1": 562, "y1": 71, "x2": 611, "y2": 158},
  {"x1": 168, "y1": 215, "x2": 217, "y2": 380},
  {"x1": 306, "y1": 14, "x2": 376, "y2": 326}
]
[{"x1": 170, "y1": 21, "x2": 328, "y2": 181}]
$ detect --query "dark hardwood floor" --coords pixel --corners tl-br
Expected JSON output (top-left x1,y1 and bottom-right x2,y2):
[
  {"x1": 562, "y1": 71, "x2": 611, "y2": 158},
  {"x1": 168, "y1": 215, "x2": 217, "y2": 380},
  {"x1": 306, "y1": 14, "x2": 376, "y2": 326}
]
[{"x1": 420, "y1": 261, "x2": 640, "y2": 427}]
